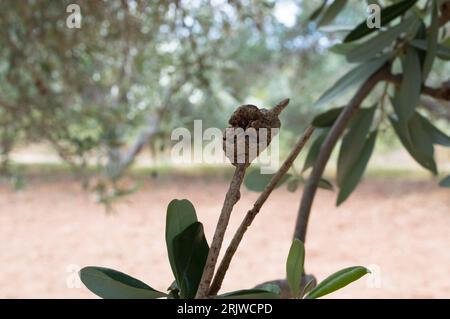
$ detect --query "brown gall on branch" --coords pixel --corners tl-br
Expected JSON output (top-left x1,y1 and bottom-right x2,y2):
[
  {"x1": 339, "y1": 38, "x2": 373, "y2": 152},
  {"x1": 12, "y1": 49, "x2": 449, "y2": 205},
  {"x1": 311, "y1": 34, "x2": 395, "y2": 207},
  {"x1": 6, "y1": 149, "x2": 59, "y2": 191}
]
[
  {"x1": 223, "y1": 99, "x2": 289, "y2": 166},
  {"x1": 196, "y1": 98, "x2": 291, "y2": 299},
  {"x1": 209, "y1": 126, "x2": 315, "y2": 296}
]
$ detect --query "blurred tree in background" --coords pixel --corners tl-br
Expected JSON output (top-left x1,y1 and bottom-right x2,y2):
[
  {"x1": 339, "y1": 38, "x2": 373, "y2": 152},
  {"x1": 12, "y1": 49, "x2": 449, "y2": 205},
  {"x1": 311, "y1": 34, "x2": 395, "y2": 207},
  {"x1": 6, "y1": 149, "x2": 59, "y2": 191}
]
[
  {"x1": 1, "y1": 0, "x2": 449, "y2": 206},
  {"x1": 0, "y1": 0, "x2": 327, "y2": 197}
]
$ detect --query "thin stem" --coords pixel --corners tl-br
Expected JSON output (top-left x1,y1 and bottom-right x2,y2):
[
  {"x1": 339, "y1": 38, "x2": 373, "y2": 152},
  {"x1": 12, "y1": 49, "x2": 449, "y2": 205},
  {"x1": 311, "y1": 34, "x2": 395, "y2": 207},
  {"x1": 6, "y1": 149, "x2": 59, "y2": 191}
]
[
  {"x1": 293, "y1": 66, "x2": 389, "y2": 243},
  {"x1": 196, "y1": 98, "x2": 291, "y2": 298},
  {"x1": 195, "y1": 164, "x2": 247, "y2": 298},
  {"x1": 385, "y1": 72, "x2": 450, "y2": 102},
  {"x1": 376, "y1": 81, "x2": 389, "y2": 129},
  {"x1": 209, "y1": 126, "x2": 315, "y2": 295},
  {"x1": 272, "y1": 98, "x2": 290, "y2": 116}
]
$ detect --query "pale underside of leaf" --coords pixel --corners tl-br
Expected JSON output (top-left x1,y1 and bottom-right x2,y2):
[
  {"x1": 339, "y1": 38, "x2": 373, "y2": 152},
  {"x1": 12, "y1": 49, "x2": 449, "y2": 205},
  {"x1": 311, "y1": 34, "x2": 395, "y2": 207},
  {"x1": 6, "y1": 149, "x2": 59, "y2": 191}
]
[
  {"x1": 346, "y1": 15, "x2": 419, "y2": 63},
  {"x1": 315, "y1": 55, "x2": 389, "y2": 107}
]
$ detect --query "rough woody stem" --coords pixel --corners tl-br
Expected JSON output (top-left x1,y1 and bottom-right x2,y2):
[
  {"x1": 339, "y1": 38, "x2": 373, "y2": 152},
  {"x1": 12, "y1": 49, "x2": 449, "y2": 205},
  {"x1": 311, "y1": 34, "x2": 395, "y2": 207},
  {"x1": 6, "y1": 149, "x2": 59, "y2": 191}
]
[
  {"x1": 293, "y1": 66, "x2": 389, "y2": 242},
  {"x1": 272, "y1": 98, "x2": 290, "y2": 116},
  {"x1": 196, "y1": 164, "x2": 247, "y2": 298},
  {"x1": 209, "y1": 126, "x2": 315, "y2": 295},
  {"x1": 385, "y1": 72, "x2": 450, "y2": 101}
]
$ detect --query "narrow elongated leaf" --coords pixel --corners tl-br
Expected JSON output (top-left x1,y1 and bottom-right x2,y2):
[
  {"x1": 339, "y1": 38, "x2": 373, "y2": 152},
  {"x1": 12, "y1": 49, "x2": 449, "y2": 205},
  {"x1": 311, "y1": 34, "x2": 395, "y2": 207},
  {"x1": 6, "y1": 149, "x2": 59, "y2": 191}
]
[
  {"x1": 344, "y1": 0, "x2": 419, "y2": 42},
  {"x1": 410, "y1": 39, "x2": 450, "y2": 60},
  {"x1": 319, "y1": 25, "x2": 355, "y2": 33},
  {"x1": 315, "y1": 55, "x2": 388, "y2": 107},
  {"x1": 309, "y1": 0, "x2": 328, "y2": 21},
  {"x1": 172, "y1": 222, "x2": 209, "y2": 299},
  {"x1": 337, "y1": 130, "x2": 377, "y2": 206},
  {"x1": 218, "y1": 288, "x2": 280, "y2": 299},
  {"x1": 305, "y1": 266, "x2": 370, "y2": 299},
  {"x1": 443, "y1": 37, "x2": 450, "y2": 48},
  {"x1": 389, "y1": 115, "x2": 437, "y2": 174},
  {"x1": 423, "y1": 1, "x2": 439, "y2": 80},
  {"x1": 79, "y1": 267, "x2": 167, "y2": 299},
  {"x1": 337, "y1": 107, "x2": 376, "y2": 186},
  {"x1": 311, "y1": 107, "x2": 374, "y2": 128},
  {"x1": 407, "y1": 115, "x2": 437, "y2": 170},
  {"x1": 244, "y1": 170, "x2": 291, "y2": 192},
  {"x1": 414, "y1": 21, "x2": 428, "y2": 66},
  {"x1": 303, "y1": 128, "x2": 330, "y2": 172},
  {"x1": 415, "y1": 112, "x2": 450, "y2": 147},
  {"x1": 346, "y1": 15, "x2": 419, "y2": 63},
  {"x1": 301, "y1": 278, "x2": 316, "y2": 299},
  {"x1": 319, "y1": 178, "x2": 334, "y2": 191},
  {"x1": 165, "y1": 199, "x2": 198, "y2": 283},
  {"x1": 329, "y1": 42, "x2": 359, "y2": 55},
  {"x1": 286, "y1": 239, "x2": 305, "y2": 298},
  {"x1": 393, "y1": 46, "x2": 422, "y2": 125},
  {"x1": 317, "y1": 0, "x2": 348, "y2": 27},
  {"x1": 256, "y1": 283, "x2": 281, "y2": 295},
  {"x1": 439, "y1": 175, "x2": 450, "y2": 188},
  {"x1": 436, "y1": 48, "x2": 450, "y2": 60},
  {"x1": 312, "y1": 107, "x2": 344, "y2": 127}
]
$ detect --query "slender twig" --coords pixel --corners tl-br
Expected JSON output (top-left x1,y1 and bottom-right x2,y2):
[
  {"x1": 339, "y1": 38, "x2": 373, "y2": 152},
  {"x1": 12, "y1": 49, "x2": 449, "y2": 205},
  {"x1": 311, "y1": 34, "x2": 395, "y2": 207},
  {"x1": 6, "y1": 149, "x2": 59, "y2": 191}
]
[
  {"x1": 196, "y1": 98, "x2": 291, "y2": 298},
  {"x1": 385, "y1": 73, "x2": 450, "y2": 102},
  {"x1": 293, "y1": 65, "x2": 389, "y2": 242},
  {"x1": 209, "y1": 126, "x2": 315, "y2": 295},
  {"x1": 293, "y1": 70, "x2": 450, "y2": 243},
  {"x1": 438, "y1": 2, "x2": 450, "y2": 27},
  {"x1": 420, "y1": 96, "x2": 450, "y2": 121},
  {"x1": 196, "y1": 164, "x2": 247, "y2": 298},
  {"x1": 272, "y1": 98, "x2": 290, "y2": 116},
  {"x1": 374, "y1": 82, "x2": 389, "y2": 130}
]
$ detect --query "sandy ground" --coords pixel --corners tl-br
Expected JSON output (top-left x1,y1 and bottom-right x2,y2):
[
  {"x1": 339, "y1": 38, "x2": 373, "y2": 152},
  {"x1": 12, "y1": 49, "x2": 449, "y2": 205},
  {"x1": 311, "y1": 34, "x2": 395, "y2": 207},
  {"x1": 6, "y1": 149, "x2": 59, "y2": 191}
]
[{"x1": 0, "y1": 175, "x2": 449, "y2": 298}]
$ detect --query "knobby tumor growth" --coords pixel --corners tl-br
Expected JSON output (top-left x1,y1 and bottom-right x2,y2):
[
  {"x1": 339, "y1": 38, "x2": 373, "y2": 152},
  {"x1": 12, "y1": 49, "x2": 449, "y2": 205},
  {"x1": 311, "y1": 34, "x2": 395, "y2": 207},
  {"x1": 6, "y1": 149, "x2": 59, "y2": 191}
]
[{"x1": 223, "y1": 103, "x2": 285, "y2": 166}]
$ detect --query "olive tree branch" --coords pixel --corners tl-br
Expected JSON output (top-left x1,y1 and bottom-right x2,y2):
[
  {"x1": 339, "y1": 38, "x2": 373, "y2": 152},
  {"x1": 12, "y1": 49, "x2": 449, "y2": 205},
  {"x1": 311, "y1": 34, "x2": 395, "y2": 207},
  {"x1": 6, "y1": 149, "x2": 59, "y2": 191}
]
[
  {"x1": 196, "y1": 164, "x2": 247, "y2": 298},
  {"x1": 385, "y1": 73, "x2": 450, "y2": 102},
  {"x1": 209, "y1": 126, "x2": 315, "y2": 295},
  {"x1": 239, "y1": 2, "x2": 450, "y2": 299},
  {"x1": 196, "y1": 98, "x2": 291, "y2": 298},
  {"x1": 294, "y1": 65, "x2": 389, "y2": 242}
]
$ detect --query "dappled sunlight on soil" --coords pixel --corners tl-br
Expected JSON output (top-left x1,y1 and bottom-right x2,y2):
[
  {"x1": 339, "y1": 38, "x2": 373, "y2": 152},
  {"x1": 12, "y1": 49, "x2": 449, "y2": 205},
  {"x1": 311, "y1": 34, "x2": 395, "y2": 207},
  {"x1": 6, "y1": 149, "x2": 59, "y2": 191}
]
[{"x1": 0, "y1": 176, "x2": 449, "y2": 298}]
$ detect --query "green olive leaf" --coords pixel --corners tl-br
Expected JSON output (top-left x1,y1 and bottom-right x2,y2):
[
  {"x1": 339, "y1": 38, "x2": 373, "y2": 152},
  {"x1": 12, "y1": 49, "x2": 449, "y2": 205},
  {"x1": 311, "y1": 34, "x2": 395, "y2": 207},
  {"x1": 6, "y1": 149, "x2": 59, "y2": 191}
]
[
  {"x1": 79, "y1": 267, "x2": 167, "y2": 299},
  {"x1": 306, "y1": 266, "x2": 370, "y2": 299},
  {"x1": 344, "y1": 0, "x2": 419, "y2": 42}
]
